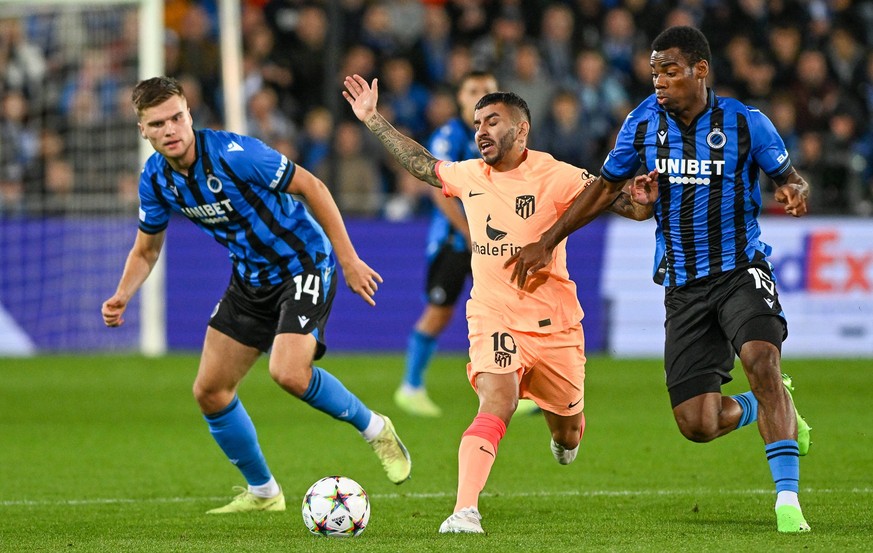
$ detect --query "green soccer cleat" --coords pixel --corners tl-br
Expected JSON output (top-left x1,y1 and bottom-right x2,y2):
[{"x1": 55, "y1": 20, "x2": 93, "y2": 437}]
[
  {"x1": 782, "y1": 374, "x2": 812, "y2": 456},
  {"x1": 394, "y1": 387, "x2": 443, "y2": 417},
  {"x1": 206, "y1": 486, "x2": 285, "y2": 514},
  {"x1": 368, "y1": 413, "x2": 412, "y2": 484},
  {"x1": 776, "y1": 504, "x2": 811, "y2": 533}
]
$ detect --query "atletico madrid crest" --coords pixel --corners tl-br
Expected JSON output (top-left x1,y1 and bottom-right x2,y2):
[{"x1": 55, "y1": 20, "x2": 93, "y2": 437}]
[{"x1": 515, "y1": 195, "x2": 535, "y2": 219}]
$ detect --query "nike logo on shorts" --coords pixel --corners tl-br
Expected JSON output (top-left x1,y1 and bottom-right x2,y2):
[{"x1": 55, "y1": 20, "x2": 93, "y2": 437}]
[
  {"x1": 568, "y1": 397, "x2": 583, "y2": 409},
  {"x1": 479, "y1": 445, "x2": 494, "y2": 458},
  {"x1": 468, "y1": 190, "x2": 485, "y2": 197}
]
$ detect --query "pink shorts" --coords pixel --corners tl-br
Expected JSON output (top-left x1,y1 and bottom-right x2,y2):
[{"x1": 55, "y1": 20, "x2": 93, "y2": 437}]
[{"x1": 466, "y1": 314, "x2": 586, "y2": 416}]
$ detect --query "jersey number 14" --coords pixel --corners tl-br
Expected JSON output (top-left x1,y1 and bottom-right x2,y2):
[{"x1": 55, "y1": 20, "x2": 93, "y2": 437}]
[{"x1": 293, "y1": 274, "x2": 321, "y2": 305}]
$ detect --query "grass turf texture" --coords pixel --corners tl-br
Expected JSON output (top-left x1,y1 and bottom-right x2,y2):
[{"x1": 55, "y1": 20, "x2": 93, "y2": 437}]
[{"x1": 1, "y1": 354, "x2": 870, "y2": 552}]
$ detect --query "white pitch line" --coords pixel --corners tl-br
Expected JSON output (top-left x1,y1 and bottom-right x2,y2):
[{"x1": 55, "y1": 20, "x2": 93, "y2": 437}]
[{"x1": 1, "y1": 488, "x2": 870, "y2": 508}]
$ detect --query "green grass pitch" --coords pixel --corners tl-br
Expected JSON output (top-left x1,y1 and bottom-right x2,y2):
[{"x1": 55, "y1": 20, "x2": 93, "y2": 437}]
[{"x1": 1, "y1": 354, "x2": 870, "y2": 552}]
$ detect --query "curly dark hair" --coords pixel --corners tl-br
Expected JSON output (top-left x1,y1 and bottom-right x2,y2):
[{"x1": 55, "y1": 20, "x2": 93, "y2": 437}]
[{"x1": 651, "y1": 26, "x2": 712, "y2": 66}]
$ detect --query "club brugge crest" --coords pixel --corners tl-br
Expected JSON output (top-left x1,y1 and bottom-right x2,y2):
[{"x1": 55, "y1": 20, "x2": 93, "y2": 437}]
[
  {"x1": 515, "y1": 195, "x2": 535, "y2": 219},
  {"x1": 706, "y1": 127, "x2": 726, "y2": 149},
  {"x1": 207, "y1": 175, "x2": 223, "y2": 193},
  {"x1": 495, "y1": 351, "x2": 512, "y2": 368}
]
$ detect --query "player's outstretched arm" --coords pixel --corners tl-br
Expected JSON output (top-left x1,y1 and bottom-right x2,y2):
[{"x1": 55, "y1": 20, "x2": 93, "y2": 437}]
[
  {"x1": 102, "y1": 229, "x2": 165, "y2": 327},
  {"x1": 342, "y1": 74, "x2": 441, "y2": 188},
  {"x1": 288, "y1": 165, "x2": 383, "y2": 306},
  {"x1": 504, "y1": 175, "x2": 625, "y2": 288},
  {"x1": 608, "y1": 170, "x2": 658, "y2": 221},
  {"x1": 773, "y1": 167, "x2": 810, "y2": 217},
  {"x1": 609, "y1": 190, "x2": 653, "y2": 221}
]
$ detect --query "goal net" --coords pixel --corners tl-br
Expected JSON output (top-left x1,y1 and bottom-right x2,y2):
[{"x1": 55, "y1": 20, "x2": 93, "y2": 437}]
[{"x1": 0, "y1": 0, "x2": 163, "y2": 354}]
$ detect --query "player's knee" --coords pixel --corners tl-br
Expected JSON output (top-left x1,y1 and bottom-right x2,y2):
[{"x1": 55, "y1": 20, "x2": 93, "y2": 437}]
[
  {"x1": 550, "y1": 427, "x2": 580, "y2": 450},
  {"x1": 192, "y1": 380, "x2": 207, "y2": 406},
  {"x1": 675, "y1": 414, "x2": 719, "y2": 443},
  {"x1": 740, "y1": 344, "x2": 779, "y2": 375},
  {"x1": 192, "y1": 379, "x2": 234, "y2": 414},
  {"x1": 269, "y1": 362, "x2": 311, "y2": 397}
]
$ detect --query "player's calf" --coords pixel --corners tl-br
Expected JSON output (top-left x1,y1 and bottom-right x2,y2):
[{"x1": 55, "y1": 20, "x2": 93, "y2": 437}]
[
  {"x1": 550, "y1": 438, "x2": 579, "y2": 465},
  {"x1": 548, "y1": 412, "x2": 585, "y2": 464}
]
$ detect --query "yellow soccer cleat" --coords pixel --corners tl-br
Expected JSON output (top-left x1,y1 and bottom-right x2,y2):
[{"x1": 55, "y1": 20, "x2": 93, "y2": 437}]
[
  {"x1": 368, "y1": 413, "x2": 412, "y2": 484},
  {"x1": 206, "y1": 486, "x2": 286, "y2": 514},
  {"x1": 394, "y1": 387, "x2": 443, "y2": 417}
]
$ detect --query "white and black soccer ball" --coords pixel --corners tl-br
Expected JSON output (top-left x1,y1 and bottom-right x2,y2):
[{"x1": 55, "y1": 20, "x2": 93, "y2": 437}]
[{"x1": 301, "y1": 476, "x2": 370, "y2": 537}]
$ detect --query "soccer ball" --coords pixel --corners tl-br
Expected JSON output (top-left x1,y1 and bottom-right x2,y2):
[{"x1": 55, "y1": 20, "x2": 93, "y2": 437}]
[{"x1": 301, "y1": 476, "x2": 370, "y2": 537}]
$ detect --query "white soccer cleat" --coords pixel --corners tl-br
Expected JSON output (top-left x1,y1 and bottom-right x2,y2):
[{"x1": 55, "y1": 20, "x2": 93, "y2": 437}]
[
  {"x1": 439, "y1": 506, "x2": 484, "y2": 534},
  {"x1": 550, "y1": 438, "x2": 579, "y2": 465}
]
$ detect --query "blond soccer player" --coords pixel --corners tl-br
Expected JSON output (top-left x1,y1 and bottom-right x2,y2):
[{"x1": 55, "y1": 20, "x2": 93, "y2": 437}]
[{"x1": 343, "y1": 75, "x2": 649, "y2": 533}]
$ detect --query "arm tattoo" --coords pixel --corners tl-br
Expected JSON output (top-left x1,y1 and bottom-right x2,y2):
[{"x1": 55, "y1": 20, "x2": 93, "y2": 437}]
[{"x1": 365, "y1": 113, "x2": 441, "y2": 188}]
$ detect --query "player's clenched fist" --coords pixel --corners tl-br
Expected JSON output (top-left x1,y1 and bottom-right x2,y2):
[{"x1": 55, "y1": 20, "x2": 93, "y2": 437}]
[{"x1": 101, "y1": 295, "x2": 127, "y2": 327}]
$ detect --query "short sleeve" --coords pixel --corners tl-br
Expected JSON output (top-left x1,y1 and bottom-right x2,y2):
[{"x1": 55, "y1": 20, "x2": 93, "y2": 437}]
[
  {"x1": 435, "y1": 160, "x2": 464, "y2": 198},
  {"x1": 224, "y1": 134, "x2": 297, "y2": 192},
  {"x1": 601, "y1": 113, "x2": 643, "y2": 182},
  {"x1": 551, "y1": 161, "x2": 596, "y2": 214},
  {"x1": 748, "y1": 108, "x2": 791, "y2": 178},
  {"x1": 137, "y1": 165, "x2": 170, "y2": 234}
]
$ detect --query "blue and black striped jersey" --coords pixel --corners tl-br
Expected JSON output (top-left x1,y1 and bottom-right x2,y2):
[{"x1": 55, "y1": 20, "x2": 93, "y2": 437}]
[
  {"x1": 425, "y1": 117, "x2": 479, "y2": 260},
  {"x1": 602, "y1": 90, "x2": 791, "y2": 287},
  {"x1": 138, "y1": 129, "x2": 334, "y2": 287}
]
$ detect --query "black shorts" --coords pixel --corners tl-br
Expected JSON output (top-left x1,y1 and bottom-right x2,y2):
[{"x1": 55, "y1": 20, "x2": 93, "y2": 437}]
[
  {"x1": 664, "y1": 261, "x2": 788, "y2": 407},
  {"x1": 425, "y1": 244, "x2": 471, "y2": 306},
  {"x1": 208, "y1": 269, "x2": 337, "y2": 358}
]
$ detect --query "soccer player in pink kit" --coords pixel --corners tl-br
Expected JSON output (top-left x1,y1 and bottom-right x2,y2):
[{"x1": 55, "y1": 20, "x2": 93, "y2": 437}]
[{"x1": 344, "y1": 74, "x2": 649, "y2": 533}]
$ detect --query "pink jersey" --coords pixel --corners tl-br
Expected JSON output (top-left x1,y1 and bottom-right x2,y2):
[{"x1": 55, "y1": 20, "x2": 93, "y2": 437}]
[{"x1": 436, "y1": 149, "x2": 594, "y2": 333}]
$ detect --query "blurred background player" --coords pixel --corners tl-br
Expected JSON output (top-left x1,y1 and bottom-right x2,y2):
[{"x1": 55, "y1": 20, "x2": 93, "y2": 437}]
[
  {"x1": 102, "y1": 77, "x2": 411, "y2": 514},
  {"x1": 394, "y1": 71, "x2": 494, "y2": 417}
]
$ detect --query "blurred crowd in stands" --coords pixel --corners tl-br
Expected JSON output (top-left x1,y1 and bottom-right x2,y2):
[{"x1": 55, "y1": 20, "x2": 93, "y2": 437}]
[{"x1": 1, "y1": 0, "x2": 872, "y2": 217}]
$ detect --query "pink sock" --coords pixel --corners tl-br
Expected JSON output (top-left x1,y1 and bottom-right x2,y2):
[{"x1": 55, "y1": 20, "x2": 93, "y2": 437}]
[{"x1": 454, "y1": 413, "x2": 506, "y2": 512}]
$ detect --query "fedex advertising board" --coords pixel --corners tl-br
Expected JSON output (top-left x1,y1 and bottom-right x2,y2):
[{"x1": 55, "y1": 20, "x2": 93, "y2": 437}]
[{"x1": 602, "y1": 218, "x2": 873, "y2": 357}]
